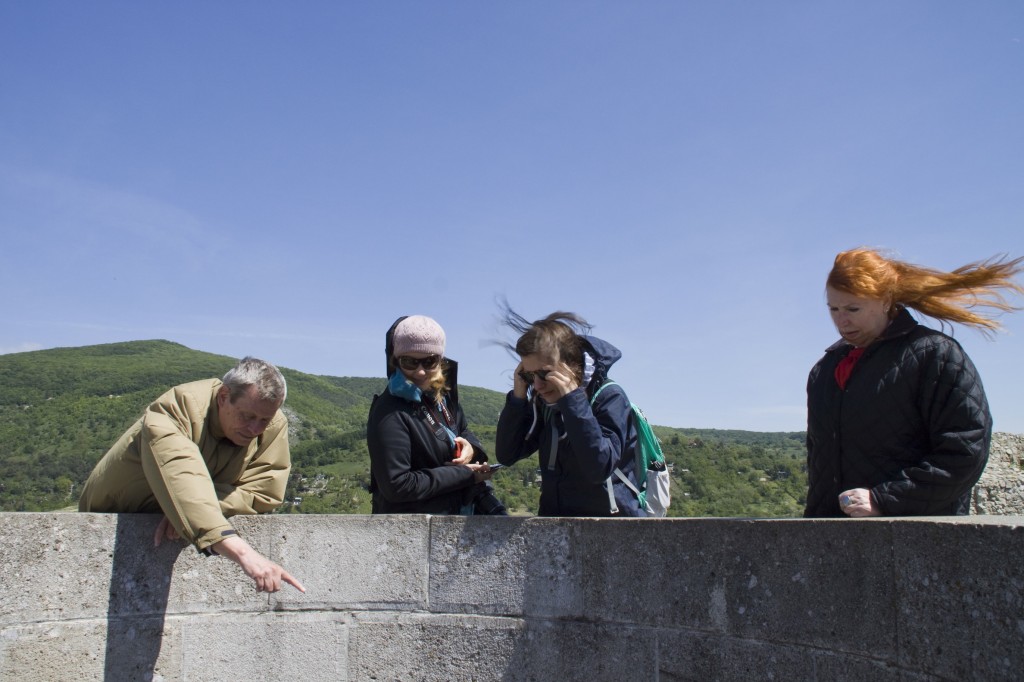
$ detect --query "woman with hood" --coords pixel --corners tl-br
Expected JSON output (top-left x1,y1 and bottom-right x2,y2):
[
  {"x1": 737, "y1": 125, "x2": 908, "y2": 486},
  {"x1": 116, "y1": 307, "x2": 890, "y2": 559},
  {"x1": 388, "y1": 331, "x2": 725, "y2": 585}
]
[
  {"x1": 367, "y1": 315, "x2": 503, "y2": 514},
  {"x1": 495, "y1": 309, "x2": 645, "y2": 517}
]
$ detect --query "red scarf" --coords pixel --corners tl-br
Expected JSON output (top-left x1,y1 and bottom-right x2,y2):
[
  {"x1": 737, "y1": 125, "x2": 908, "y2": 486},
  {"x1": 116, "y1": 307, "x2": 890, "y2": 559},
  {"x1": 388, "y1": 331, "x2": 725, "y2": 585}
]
[{"x1": 834, "y1": 347, "x2": 865, "y2": 389}]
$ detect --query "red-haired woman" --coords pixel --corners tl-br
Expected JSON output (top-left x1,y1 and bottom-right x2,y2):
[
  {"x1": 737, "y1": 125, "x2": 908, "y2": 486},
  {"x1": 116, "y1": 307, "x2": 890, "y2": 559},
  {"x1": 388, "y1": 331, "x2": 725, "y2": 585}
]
[{"x1": 805, "y1": 248, "x2": 1023, "y2": 517}]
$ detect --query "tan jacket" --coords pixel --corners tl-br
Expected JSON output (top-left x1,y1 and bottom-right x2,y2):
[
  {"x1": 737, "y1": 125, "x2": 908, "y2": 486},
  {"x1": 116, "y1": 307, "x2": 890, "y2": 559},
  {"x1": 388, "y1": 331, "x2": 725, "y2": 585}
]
[{"x1": 79, "y1": 378, "x2": 290, "y2": 551}]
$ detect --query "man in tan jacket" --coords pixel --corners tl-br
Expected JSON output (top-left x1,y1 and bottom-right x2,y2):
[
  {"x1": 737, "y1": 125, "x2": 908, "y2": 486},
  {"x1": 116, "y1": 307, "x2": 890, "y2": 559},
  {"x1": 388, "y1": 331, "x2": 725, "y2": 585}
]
[{"x1": 80, "y1": 357, "x2": 304, "y2": 593}]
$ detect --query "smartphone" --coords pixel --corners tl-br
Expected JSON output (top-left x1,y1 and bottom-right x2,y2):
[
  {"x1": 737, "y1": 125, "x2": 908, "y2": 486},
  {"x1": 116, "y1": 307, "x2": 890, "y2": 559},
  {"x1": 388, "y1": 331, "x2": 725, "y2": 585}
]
[{"x1": 486, "y1": 463, "x2": 505, "y2": 472}]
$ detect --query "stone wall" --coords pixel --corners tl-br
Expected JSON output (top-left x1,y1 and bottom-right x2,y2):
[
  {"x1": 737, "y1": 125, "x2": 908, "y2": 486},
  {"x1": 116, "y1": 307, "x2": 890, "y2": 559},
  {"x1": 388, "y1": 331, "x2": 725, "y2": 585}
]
[
  {"x1": 2, "y1": 513, "x2": 1023, "y2": 681},
  {"x1": 973, "y1": 432, "x2": 1024, "y2": 515}
]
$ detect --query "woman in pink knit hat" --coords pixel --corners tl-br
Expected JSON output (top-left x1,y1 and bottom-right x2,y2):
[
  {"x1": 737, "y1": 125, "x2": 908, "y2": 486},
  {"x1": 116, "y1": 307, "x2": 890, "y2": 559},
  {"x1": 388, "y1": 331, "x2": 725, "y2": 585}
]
[{"x1": 366, "y1": 315, "x2": 505, "y2": 514}]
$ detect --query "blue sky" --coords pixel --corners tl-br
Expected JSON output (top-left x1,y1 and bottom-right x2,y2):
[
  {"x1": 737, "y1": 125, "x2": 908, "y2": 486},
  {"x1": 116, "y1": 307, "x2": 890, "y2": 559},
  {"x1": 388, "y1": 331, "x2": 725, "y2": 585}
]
[{"x1": 2, "y1": 2, "x2": 1022, "y2": 433}]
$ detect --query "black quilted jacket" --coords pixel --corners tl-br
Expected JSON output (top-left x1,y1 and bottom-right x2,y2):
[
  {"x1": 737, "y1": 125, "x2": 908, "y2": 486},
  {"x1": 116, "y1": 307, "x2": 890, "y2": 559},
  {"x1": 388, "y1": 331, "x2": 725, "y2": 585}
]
[{"x1": 805, "y1": 308, "x2": 991, "y2": 517}]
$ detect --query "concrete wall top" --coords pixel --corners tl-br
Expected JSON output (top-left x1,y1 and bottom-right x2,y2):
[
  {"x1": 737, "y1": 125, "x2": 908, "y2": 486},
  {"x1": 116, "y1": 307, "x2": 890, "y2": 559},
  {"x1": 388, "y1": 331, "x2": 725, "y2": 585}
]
[{"x1": 2, "y1": 513, "x2": 1022, "y2": 681}]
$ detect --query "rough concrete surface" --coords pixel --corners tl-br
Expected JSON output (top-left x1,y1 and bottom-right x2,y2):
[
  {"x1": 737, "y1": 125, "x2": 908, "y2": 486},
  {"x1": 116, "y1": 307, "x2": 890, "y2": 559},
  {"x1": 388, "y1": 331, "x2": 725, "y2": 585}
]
[{"x1": 1, "y1": 513, "x2": 1022, "y2": 681}]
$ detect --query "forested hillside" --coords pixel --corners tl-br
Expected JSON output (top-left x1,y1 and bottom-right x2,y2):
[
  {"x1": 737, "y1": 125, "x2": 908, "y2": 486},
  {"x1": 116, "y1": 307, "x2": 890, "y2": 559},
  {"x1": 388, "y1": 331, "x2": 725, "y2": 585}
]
[{"x1": 0, "y1": 341, "x2": 808, "y2": 516}]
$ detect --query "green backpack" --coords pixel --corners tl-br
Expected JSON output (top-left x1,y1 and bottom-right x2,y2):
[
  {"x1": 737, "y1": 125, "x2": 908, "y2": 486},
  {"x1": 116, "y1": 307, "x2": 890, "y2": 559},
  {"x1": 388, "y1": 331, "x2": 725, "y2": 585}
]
[{"x1": 591, "y1": 381, "x2": 670, "y2": 516}]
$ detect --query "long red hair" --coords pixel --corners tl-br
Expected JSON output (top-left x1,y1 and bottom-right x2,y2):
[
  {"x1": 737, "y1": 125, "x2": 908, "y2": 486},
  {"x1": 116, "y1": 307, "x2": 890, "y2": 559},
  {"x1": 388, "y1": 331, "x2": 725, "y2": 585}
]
[{"x1": 827, "y1": 248, "x2": 1023, "y2": 333}]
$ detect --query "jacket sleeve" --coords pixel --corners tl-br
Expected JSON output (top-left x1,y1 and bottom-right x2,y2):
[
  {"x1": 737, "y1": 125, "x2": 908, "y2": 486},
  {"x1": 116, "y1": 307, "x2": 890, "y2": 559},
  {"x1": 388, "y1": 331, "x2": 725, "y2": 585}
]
[
  {"x1": 215, "y1": 416, "x2": 290, "y2": 515},
  {"x1": 872, "y1": 340, "x2": 991, "y2": 515},
  {"x1": 138, "y1": 389, "x2": 236, "y2": 552},
  {"x1": 558, "y1": 386, "x2": 630, "y2": 485},
  {"x1": 803, "y1": 430, "x2": 819, "y2": 518},
  {"x1": 495, "y1": 392, "x2": 539, "y2": 465},
  {"x1": 368, "y1": 408, "x2": 476, "y2": 504},
  {"x1": 804, "y1": 361, "x2": 837, "y2": 517}
]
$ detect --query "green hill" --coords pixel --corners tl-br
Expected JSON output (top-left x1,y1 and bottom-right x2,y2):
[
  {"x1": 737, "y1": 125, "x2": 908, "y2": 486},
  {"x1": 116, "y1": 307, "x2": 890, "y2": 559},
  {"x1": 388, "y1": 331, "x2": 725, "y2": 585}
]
[{"x1": 0, "y1": 340, "x2": 807, "y2": 516}]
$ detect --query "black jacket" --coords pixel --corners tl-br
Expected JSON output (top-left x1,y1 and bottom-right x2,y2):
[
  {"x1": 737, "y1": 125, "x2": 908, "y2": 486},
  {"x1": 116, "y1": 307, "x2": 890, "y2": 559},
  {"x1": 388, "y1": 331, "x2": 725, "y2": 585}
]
[
  {"x1": 805, "y1": 308, "x2": 991, "y2": 517},
  {"x1": 367, "y1": 318, "x2": 487, "y2": 514},
  {"x1": 495, "y1": 335, "x2": 643, "y2": 517}
]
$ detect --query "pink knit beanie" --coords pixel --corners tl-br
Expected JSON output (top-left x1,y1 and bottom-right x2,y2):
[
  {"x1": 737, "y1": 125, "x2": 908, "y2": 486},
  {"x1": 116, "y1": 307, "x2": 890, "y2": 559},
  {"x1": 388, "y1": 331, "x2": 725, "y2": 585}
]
[{"x1": 393, "y1": 315, "x2": 446, "y2": 357}]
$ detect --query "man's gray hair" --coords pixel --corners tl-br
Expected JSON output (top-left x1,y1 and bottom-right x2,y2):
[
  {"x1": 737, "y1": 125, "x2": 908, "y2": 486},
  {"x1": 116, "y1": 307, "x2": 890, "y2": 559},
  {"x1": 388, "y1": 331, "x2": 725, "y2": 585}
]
[{"x1": 222, "y1": 356, "x2": 287, "y2": 403}]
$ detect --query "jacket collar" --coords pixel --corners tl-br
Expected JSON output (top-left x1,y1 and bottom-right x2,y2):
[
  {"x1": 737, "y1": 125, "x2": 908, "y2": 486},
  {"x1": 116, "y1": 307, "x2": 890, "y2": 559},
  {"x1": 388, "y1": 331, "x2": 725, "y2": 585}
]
[{"x1": 209, "y1": 380, "x2": 227, "y2": 440}]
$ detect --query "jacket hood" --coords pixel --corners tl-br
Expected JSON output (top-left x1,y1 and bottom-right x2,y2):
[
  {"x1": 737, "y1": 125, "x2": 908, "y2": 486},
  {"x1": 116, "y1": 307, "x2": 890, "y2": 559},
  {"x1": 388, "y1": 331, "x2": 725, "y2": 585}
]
[
  {"x1": 580, "y1": 335, "x2": 621, "y2": 392},
  {"x1": 384, "y1": 316, "x2": 408, "y2": 377},
  {"x1": 581, "y1": 335, "x2": 621, "y2": 371}
]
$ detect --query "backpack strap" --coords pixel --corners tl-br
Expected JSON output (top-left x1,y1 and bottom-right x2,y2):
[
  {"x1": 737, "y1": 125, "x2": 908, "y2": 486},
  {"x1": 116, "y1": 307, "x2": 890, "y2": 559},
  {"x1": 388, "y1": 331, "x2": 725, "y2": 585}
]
[
  {"x1": 591, "y1": 381, "x2": 644, "y2": 513},
  {"x1": 589, "y1": 380, "x2": 619, "y2": 404},
  {"x1": 547, "y1": 421, "x2": 559, "y2": 471},
  {"x1": 605, "y1": 479, "x2": 618, "y2": 514}
]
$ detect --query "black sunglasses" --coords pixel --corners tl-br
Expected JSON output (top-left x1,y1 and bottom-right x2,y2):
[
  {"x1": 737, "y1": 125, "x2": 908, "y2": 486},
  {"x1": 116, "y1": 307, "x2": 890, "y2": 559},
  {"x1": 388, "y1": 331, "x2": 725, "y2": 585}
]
[
  {"x1": 396, "y1": 355, "x2": 441, "y2": 371},
  {"x1": 517, "y1": 368, "x2": 551, "y2": 384}
]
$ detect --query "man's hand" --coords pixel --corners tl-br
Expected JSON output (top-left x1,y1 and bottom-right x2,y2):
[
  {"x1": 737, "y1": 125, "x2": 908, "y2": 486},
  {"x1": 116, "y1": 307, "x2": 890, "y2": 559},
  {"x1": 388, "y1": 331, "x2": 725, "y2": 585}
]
[
  {"x1": 211, "y1": 535, "x2": 306, "y2": 593},
  {"x1": 153, "y1": 516, "x2": 180, "y2": 547}
]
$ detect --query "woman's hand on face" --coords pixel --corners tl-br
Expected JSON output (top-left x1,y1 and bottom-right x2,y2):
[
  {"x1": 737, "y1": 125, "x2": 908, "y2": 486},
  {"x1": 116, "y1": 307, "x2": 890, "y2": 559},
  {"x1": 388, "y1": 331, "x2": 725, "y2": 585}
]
[
  {"x1": 542, "y1": 363, "x2": 580, "y2": 401},
  {"x1": 448, "y1": 437, "x2": 474, "y2": 465},
  {"x1": 512, "y1": 361, "x2": 529, "y2": 399},
  {"x1": 517, "y1": 354, "x2": 580, "y2": 403},
  {"x1": 838, "y1": 488, "x2": 881, "y2": 518}
]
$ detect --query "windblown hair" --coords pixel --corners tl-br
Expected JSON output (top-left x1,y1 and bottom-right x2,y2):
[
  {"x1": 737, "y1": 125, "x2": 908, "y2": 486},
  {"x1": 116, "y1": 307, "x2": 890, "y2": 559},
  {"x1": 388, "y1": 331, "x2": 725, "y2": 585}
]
[
  {"x1": 222, "y1": 356, "x2": 287, "y2": 403},
  {"x1": 498, "y1": 302, "x2": 592, "y2": 384},
  {"x1": 425, "y1": 362, "x2": 451, "y2": 404},
  {"x1": 827, "y1": 248, "x2": 1024, "y2": 334}
]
